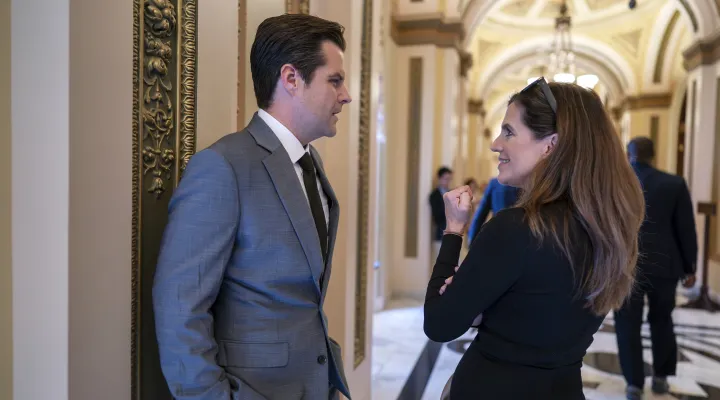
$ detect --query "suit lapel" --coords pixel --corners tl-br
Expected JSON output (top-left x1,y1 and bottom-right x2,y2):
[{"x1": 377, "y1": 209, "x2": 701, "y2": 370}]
[
  {"x1": 248, "y1": 114, "x2": 325, "y2": 295},
  {"x1": 309, "y1": 146, "x2": 339, "y2": 299}
]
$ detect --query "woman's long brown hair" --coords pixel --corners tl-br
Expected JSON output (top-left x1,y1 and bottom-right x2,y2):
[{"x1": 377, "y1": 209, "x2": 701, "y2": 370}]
[{"x1": 509, "y1": 82, "x2": 645, "y2": 316}]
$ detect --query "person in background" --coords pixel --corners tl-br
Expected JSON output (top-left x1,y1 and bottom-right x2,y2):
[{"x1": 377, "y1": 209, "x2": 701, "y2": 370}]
[
  {"x1": 614, "y1": 136, "x2": 698, "y2": 400},
  {"x1": 429, "y1": 166, "x2": 453, "y2": 260},
  {"x1": 467, "y1": 176, "x2": 520, "y2": 245},
  {"x1": 424, "y1": 78, "x2": 645, "y2": 399}
]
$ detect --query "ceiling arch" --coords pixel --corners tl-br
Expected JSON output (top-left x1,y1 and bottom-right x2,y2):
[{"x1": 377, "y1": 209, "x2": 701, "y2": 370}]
[
  {"x1": 474, "y1": 34, "x2": 636, "y2": 101},
  {"x1": 479, "y1": 55, "x2": 621, "y2": 125},
  {"x1": 462, "y1": 0, "x2": 720, "y2": 49},
  {"x1": 642, "y1": 0, "x2": 692, "y2": 91}
]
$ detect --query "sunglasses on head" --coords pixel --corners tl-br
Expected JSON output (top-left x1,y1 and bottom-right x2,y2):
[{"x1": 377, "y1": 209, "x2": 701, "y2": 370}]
[{"x1": 522, "y1": 77, "x2": 557, "y2": 115}]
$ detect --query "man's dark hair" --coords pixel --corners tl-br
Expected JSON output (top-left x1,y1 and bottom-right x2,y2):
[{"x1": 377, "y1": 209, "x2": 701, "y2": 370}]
[
  {"x1": 250, "y1": 14, "x2": 346, "y2": 110},
  {"x1": 627, "y1": 137, "x2": 655, "y2": 163},
  {"x1": 437, "y1": 167, "x2": 452, "y2": 179}
]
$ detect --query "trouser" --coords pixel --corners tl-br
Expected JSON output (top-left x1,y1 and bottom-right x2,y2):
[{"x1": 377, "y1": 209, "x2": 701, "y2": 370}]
[{"x1": 614, "y1": 276, "x2": 679, "y2": 388}]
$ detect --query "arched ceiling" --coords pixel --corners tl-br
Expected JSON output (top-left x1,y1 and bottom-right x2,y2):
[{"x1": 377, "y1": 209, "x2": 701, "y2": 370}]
[
  {"x1": 487, "y1": 0, "x2": 651, "y2": 27},
  {"x1": 464, "y1": 0, "x2": 700, "y2": 113}
]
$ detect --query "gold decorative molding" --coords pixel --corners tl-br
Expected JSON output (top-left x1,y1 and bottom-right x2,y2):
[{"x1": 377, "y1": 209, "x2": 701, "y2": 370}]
[
  {"x1": 683, "y1": 29, "x2": 720, "y2": 71},
  {"x1": 285, "y1": 0, "x2": 310, "y2": 14},
  {"x1": 653, "y1": 10, "x2": 680, "y2": 83},
  {"x1": 467, "y1": 99, "x2": 485, "y2": 116},
  {"x1": 620, "y1": 93, "x2": 673, "y2": 111},
  {"x1": 678, "y1": 0, "x2": 699, "y2": 32},
  {"x1": 458, "y1": 50, "x2": 473, "y2": 78},
  {"x1": 132, "y1": 0, "x2": 198, "y2": 398},
  {"x1": 611, "y1": 106, "x2": 623, "y2": 121},
  {"x1": 483, "y1": 128, "x2": 491, "y2": 138},
  {"x1": 390, "y1": 13, "x2": 465, "y2": 48},
  {"x1": 354, "y1": 0, "x2": 373, "y2": 370},
  {"x1": 237, "y1": 0, "x2": 247, "y2": 127}
]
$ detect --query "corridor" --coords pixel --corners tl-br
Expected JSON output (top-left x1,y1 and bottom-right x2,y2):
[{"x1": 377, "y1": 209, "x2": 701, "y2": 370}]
[{"x1": 373, "y1": 299, "x2": 720, "y2": 400}]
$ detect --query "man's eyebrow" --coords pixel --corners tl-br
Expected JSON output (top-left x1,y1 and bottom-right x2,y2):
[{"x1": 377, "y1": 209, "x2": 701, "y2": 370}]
[{"x1": 328, "y1": 72, "x2": 345, "y2": 80}]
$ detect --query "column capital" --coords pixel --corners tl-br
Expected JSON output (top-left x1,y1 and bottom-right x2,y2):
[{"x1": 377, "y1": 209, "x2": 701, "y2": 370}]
[
  {"x1": 467, "y1": 99, "x2": 485, "y2": 116},
  {"x1": 390, "y1": 13, "x2": 465, "y2": 49},
  {"x1": 683, "y1": 29, "x2": 720, "y2": 71},
  {"x1": 619, "y1": 93, "x2": 672, "y2": 112}
]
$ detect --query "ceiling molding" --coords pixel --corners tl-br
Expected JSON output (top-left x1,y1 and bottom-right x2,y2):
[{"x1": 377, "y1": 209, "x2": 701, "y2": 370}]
[
  {"x1": 683, "y1": 29, "x2": 720, "y2": 71},
  {"x1": 391, "y1": 13, "x2": 465, "y2": 48}
]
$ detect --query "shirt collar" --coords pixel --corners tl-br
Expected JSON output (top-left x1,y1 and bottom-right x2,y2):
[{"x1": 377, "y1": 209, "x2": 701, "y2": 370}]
[{"x1": 257, "y1": 109, "x2": 308, "y2": 163}]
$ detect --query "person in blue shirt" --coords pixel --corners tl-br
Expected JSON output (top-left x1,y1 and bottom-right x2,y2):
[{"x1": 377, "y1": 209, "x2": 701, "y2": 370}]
[{"x1": 467, "y1": 177, "x2": 520, "y2": 244}]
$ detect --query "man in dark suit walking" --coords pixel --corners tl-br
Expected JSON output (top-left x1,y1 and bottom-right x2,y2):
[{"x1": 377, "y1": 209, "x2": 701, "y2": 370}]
[
  {"x1": 615, "y1": 137, "x2": 698, "y2": 400},
  {"x1": 429, "y1": 167, "x2": 453, "y2": 260}
]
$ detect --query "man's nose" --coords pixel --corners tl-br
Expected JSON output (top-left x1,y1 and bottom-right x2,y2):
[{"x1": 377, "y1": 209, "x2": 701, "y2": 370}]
[{"x1": 339, "y1": 85, "x2": 352, "y2": 104}]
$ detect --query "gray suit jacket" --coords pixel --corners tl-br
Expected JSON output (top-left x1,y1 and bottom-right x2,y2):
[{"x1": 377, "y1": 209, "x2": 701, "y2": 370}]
[{"x1": 153, "y1": 114, "x2": 350, "y2": 400}]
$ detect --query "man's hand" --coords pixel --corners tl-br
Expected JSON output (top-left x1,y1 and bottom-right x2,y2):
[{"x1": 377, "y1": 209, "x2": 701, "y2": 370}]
[{"x1": 682, "y1": 274, "x2": 696, "y2": 288}]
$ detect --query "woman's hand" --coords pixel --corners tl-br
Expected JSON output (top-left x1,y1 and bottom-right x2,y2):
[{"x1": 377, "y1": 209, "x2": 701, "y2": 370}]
[
  {"x1": 443, "y1": 185, "x2": 474, "y2": 233},
  {"x1": 438, "y1": 266, "x2": 459, "y2": 295}
]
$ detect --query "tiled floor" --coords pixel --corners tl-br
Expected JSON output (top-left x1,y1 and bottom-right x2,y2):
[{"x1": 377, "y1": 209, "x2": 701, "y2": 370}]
[{"x1": 372, "y1": 298, "x2": 720, "y2": 400}]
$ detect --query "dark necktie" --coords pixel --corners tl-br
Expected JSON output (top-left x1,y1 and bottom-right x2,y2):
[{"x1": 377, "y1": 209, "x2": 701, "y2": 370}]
[{"x1": 298, "y1": 152, "x2": 328, "y2": 264}]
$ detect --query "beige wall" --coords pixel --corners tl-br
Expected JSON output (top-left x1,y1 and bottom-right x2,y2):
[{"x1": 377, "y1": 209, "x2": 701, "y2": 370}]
[
  {"x1": 13, "y1": 0, "x2": 71, "y2": 397},
  {"x1": 1, "y1": 0, "x2": 12, "y2": 397},
  {"x1": 67, "y1": 0, "x2": 133, "y2": 397},
  {"x1": 197, "y1": 0, "x2": 240, "y2": 149},
  {"x1": 11, "y1": 1, "x2": 239, "y2": 398}
]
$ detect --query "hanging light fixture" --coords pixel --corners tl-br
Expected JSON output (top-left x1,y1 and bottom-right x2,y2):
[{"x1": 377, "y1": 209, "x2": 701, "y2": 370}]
[
  {"x1": 524, "y1": 2, "x2": 599, "y2": 90},
  {"x1": 549, "y1": 1, "x2": 575, "y2": 83}
]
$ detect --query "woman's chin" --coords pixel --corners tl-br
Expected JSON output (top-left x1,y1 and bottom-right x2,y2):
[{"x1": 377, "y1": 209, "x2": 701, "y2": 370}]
[{"x1": 497, "y1": 174, "x2": 521, "y2": 188}]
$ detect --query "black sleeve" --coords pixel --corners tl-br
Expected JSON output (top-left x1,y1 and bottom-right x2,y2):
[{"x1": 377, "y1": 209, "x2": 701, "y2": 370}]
[
  {"x1": 423, "y1": 210, "x2": 529, "y2": 342},
  {"x1": 672, "y1": 179, "x2": 698, "y2": 275}
]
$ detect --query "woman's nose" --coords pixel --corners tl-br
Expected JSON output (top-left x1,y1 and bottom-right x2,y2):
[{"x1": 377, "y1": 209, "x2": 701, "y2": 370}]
[{"x1": 490, "y1": 137, "x2": 502, "y2": 153}]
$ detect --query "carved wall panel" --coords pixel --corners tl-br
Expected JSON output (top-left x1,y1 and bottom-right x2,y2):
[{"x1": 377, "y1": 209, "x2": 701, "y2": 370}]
[
  {"x1": 286, "y1": 0, "x2": 310, "y2": 14},
  {"x1": 132, "y1": 0, "x2": 198, "y2": 399},
  {"x1": 355, "y1": 0, "x2": 373, "y2": 369}
]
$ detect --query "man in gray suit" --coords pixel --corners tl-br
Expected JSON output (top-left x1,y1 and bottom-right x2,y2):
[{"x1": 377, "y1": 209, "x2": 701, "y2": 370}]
[{"x1": 153, "y1": 13, "x2": 352, "y2": 400}]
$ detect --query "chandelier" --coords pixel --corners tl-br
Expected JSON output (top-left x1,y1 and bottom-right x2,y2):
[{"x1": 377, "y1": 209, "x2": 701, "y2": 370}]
[{"x1": 527, "y1": 1, "x2": 598, "y2": 89}]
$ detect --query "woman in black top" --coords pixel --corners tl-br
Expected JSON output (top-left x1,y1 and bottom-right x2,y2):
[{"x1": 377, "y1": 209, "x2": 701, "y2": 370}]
[{"x1": 424, "y1": 79, "x2": 646, "y2": 399}]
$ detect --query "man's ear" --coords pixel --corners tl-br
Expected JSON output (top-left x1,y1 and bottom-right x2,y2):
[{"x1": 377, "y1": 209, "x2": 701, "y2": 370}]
[
  {"x1": 545, "y1": 133, "x2": 558, "y2": 155},
  {"x1": 279, "y1": 63, "x2": 299, "y2": 94}
]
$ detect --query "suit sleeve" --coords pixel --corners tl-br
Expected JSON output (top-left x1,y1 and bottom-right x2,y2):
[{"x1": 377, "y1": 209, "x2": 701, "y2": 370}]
[
  {"x1": 424, "y1": 211, "x2": 528, "y2": 342},
  {"x1": 672, "y1": 179, "x2": 698, "y2": 275},
  {"x1": 468, "y1": 183, "x2": 493, "y2": 242},
  {"x1": 152, "y1": 149, "x2": 239, "y2": 400}
]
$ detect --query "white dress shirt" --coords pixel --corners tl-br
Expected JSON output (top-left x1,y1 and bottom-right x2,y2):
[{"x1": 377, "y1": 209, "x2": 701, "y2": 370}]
[{"x1": 257, "y1": 109, "x2": 330, "y2": 230}]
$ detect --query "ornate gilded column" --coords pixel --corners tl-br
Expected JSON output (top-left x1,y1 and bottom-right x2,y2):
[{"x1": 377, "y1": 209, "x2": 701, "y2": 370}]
[
  {"x1": 132, "y1": 1, "x2": 198, "y2": 399},
  {"x1": 285, "y1": 0, "x2": 309, "y2": 14}
]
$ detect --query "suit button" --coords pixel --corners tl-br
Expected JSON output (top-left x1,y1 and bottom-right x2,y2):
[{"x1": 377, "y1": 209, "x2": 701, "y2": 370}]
[{"x1": 317, "y1": 355, "x2": 327, "y2": 365}]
